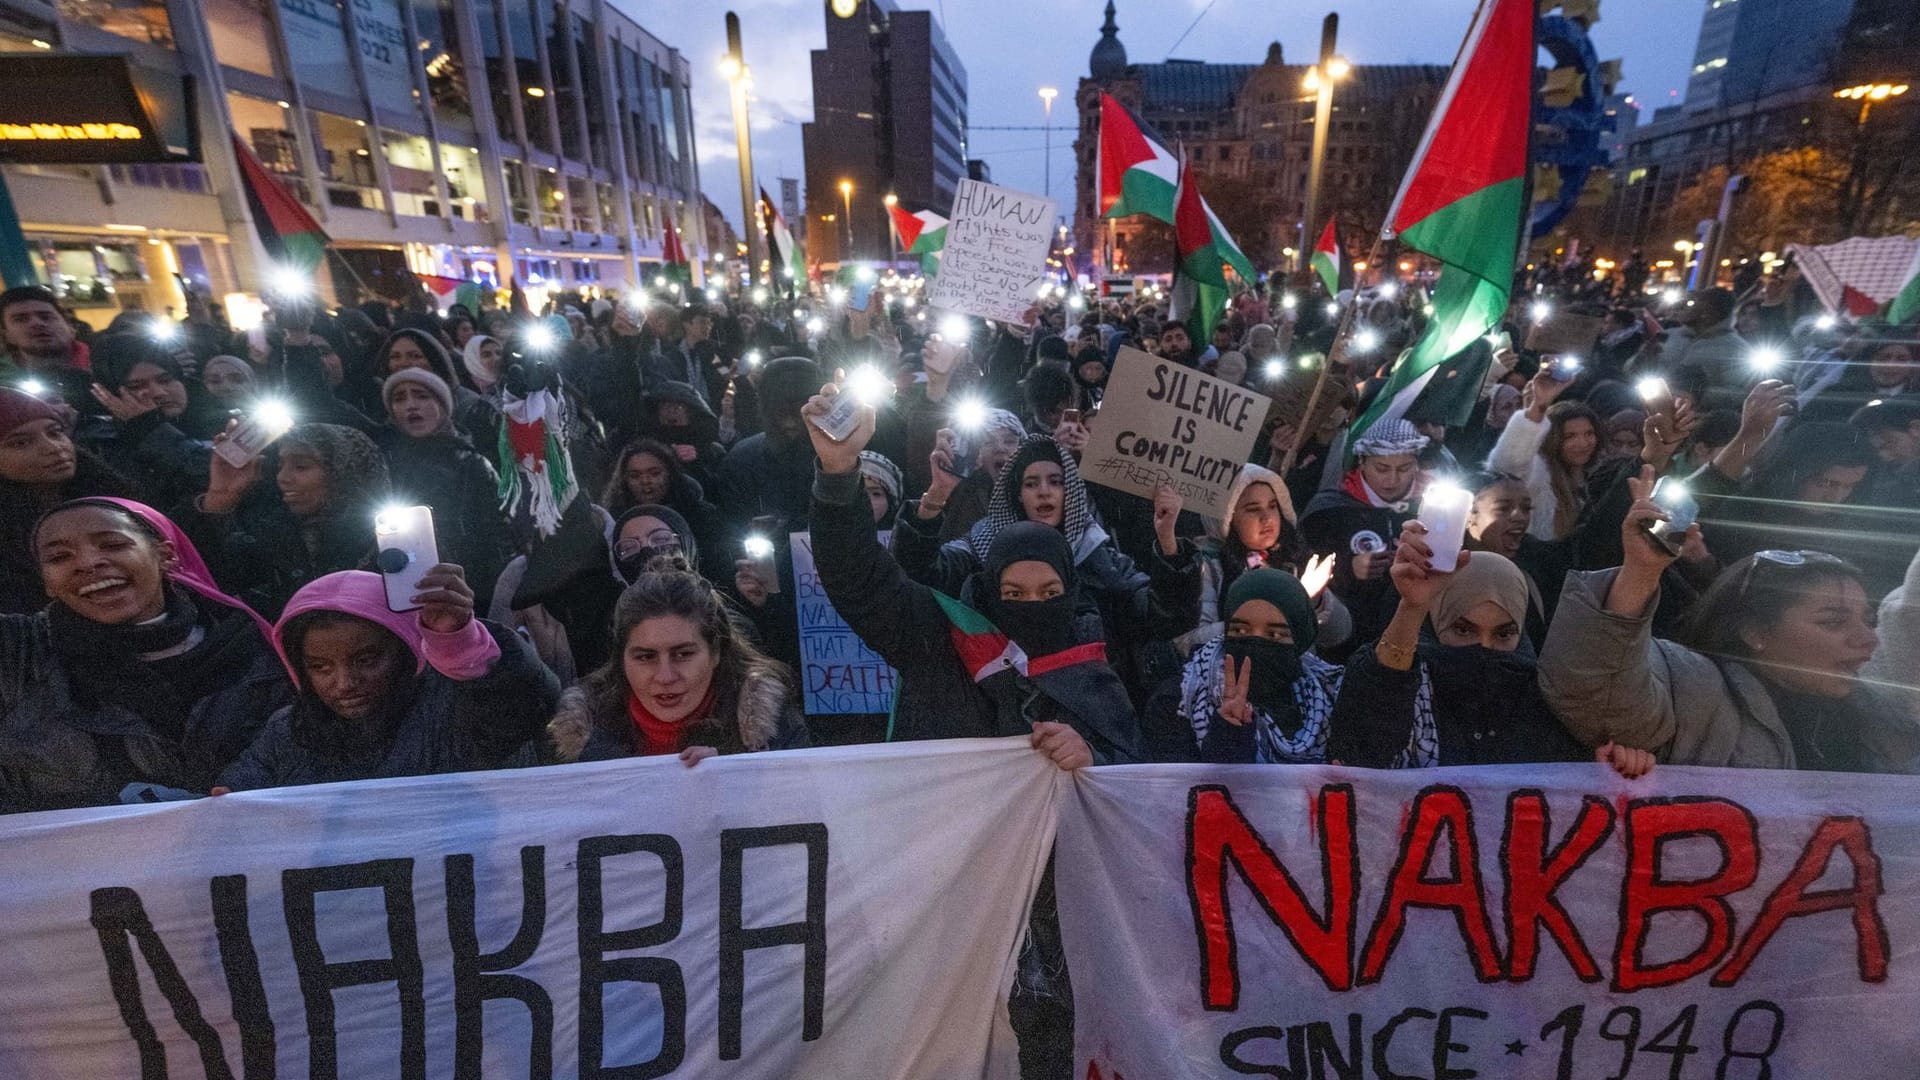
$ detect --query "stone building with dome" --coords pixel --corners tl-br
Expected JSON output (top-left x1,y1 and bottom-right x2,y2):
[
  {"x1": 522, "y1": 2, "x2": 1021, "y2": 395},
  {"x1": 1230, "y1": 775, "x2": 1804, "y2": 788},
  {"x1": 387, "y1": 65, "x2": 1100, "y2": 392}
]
[{"x1": 1072, "y1": 1, "x2": 1449, "y2": 277}]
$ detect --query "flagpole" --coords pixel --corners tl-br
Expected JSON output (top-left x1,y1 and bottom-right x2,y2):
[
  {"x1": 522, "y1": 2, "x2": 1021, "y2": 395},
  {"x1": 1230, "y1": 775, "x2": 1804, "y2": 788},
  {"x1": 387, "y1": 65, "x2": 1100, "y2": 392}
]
[{"x1": 1277, "y1": 234, "x2": 1387, "y2": 475}]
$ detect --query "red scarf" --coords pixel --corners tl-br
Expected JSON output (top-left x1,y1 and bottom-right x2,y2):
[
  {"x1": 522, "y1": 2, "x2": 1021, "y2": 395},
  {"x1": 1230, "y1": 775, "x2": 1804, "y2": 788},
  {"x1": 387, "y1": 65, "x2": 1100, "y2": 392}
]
[
  {"x1": 626, "y1": 687, "x2": 716, "y2": 756},
  {"x1": 1341, "y1": 468, "x2": 1407, "y2": 511}
]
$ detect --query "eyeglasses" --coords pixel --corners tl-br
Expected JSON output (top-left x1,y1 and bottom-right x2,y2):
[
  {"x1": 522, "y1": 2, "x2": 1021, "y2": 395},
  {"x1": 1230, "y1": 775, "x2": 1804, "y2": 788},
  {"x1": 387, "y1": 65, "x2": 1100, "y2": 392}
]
[
  {"x1": 1734, "y1": 549, "x2": 1848, "y2": 601},
  {"x1": 615, "y1": 534, "x2": 681, "y2": 559}
]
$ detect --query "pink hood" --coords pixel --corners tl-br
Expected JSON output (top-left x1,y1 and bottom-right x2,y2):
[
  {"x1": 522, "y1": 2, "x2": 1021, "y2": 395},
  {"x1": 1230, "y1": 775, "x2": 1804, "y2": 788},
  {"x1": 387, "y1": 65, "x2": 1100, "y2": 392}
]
[
  {"x1": 275, "y1": 571, "x2": 429, "y2": 674},
  {"x1": 273, "y1": 570, "x2": 501, "y2": 683}
]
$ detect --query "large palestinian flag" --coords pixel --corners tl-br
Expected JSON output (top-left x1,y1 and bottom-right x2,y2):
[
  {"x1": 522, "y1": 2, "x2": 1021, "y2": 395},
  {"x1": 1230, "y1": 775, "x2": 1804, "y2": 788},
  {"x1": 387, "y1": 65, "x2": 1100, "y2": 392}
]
[
  {"x1": 230, "y1": 132, "x2": 327, "y2": 272},
  {"x1": 1097, "y1": 93, "x2": 1178, "y2": 223},
  {"x1": 1168, "y1": 153, "x2": 1255, "y2": 343},
  {"x1": 1350, "y1": 0, "x2": 1533, "y2": 442}
]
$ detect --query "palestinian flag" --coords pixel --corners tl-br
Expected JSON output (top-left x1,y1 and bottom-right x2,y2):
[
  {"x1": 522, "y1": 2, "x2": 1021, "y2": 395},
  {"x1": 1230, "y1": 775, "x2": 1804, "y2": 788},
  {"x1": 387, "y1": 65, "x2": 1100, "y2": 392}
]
[
  {"x1": 1350, "y1": 0, "x2": 1533, "y2": 444},
  {"x1": 1311, "y1": 219, "x2": 1341, "y2": 298},
  {"x1": 497, "y1": 386, "x2": 578, "y2": 538},
  {"x1": 889, "y1": 202, "x2": 949, "y2": 276},
  {"x1": 1888, "y1": 243, "x2": 1920, "y2": 327},
  {"x1": 1167, "y1": 152, "x2": 1254, "y2": 344},
  {"x1": 660, "y1": 219, "x2": 692, "y2": 289},
  {"x1": 760, "y1": 186, "x2": 804, "y2": 289},
  {"x1": 1097, "y1": 93, "x2": 1178, "y2": 222},
  {"x1": 230, "y1": 132, "x2": 326, "y2": 272}
]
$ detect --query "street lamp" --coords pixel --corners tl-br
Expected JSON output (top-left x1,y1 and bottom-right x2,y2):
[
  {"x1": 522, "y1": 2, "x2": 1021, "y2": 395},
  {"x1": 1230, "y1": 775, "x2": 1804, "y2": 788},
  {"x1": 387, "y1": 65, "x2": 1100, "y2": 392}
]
[
  {"x1": 1299, "y1": 14, "x2": 1346, "y2": 267},
  {"x1": 1038, "y1": 86, "x2": 1059, "y2": 201},
  {"x1": 722, "y1": 13, "x2": 760, "y2": 286},
  {"x1": 838, "y1": 179, "x2": 854, "y2": 264},
  {"x1": 1835, "y1": 81, "x2": 1910, "y2": 122},
  {"x1": 883, "y1": 192, "x2": 899, "y2": 268}
]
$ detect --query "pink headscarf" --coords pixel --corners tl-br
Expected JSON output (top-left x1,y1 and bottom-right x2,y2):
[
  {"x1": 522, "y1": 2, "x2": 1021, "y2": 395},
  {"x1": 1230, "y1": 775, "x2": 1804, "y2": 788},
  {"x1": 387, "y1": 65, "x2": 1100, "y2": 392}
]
[
  {"x1": 274, "y1": 570, "x2": 428, "y2": 675},
  {"x1": 62, "y1": 498, "x2": 291, "y2": 677}
]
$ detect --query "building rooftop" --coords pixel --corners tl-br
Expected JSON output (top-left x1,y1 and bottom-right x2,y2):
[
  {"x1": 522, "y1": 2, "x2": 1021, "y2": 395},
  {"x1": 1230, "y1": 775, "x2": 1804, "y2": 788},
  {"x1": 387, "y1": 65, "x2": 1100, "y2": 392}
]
[{"x1": 1138, "y1": 61, "x2": 1261, "y2": 111}]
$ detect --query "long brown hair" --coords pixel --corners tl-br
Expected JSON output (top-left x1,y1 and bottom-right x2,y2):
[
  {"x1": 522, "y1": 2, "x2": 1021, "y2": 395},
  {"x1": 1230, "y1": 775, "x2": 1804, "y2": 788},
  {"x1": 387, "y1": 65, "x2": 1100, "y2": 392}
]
[
  {"x1": 1541, "y1": 401, "x2": 1598, "y2": 537},
  {"x1": 577, "y1": 555, "x2": 791, "y2": 753}
]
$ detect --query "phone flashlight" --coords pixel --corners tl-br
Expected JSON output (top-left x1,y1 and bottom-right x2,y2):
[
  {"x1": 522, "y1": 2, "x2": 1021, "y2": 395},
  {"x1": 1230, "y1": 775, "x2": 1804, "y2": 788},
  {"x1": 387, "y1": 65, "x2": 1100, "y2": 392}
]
[
  {"x1": 267, "y1": 265, "x2": 309, "y2": 299},
  {"x1": 18, "y1": 377, "x2": 47, "y2": 397},
  {"x1": 1530, "y1": 300, "x2": 1553, "y2": 324},
  {"x1": 1324, "y1": 301, "x2": 1340, "y2": 318},
  {"x1": 1353, "y1": 328, "x2": 1380, "y2": 354},
  {"x1": 845, "y1": 365, "x2": 892, "y2": 407},
  {"x1": 952, "y1": 397, "x2": 989, "y2": 433},
  {"x1": 1635, "y1": 376, "x2": 1670, "y2": 404},
  {"x1": 744, "y1": 349, "x2": 764, "y2": 369},
  {"x1": 743, "y1": 535, "x2": 775, "y2": 559},
  {"x1": 938, "y1": 315, "x2": 970, "y2": 342},
  {"x1": 854, "y1": 266, "x2": 876, "y2": 283},
  {"x1": 827, "y1": 285, "x2": 848, "y2": 305},
  {"x1": 1280, "y1": 293, "x2": 1298, "y2": 310},
  {"x1": 1264, "y1": 360, "x2": 1285, "y2": 381},
  {"x1": 523, "y1": 323, "x2": 556, "y2": 351},
  {"x1": 792, "y1": 307, "x2": 805, "y2": 320},
  {"x1": 150, "y1": 321, "x2": 179, "y2": 344},
  {"x1": 1547, "y1": 355, "x2": 1584, "y2": 381},
  {"x1": 1815, "y1": 313, "x2": 1838, "y2": 331},
  {"x1": 805, "y1": 317, "x2": 825, "y2": 335},
  {"x1": 1377, "y1": 282, "x2": 1400, "y2": 300},
  {"x1": 1749, "y1": 346, "x2": 1786, "y2": 374},
  {"x1": 1661, "y1": 287, "x2": 1683, "y2": 306}
]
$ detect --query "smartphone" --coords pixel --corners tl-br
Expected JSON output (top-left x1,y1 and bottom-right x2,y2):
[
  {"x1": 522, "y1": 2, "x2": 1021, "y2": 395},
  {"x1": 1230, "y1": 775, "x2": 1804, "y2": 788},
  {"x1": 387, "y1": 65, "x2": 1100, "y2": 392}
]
[
  {"x1": 1644, "y1": 477, "x2": 1699, "y2": 555},
  {"x1": 1063, "y1": 408, "x2": 1083, "y2": 426},
  {"x1": 743, "y1": 533, "x2": 782, "y2": 595},
  {"x1": 848, "y1": 278, "x2": 875, "y2": 313},
  {"x1": 1547, "y1": 355, "x2": 1583, "y2": 381},
  {"x1": 808, "y1": 391, "x2": 865, "y2": 442},
  {"x1": 374, "y1": 505, "x2": 439, "y2": 612},
  {"x1": 213, "y1": 404, "x2": 294, "y2": 468}
]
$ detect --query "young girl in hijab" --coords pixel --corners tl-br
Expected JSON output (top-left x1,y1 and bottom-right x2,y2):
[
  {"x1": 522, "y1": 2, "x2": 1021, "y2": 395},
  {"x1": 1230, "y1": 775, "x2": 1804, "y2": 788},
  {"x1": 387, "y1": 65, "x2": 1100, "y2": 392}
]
[
  {"x1": 219, "y1": 565, "x2": 558, "y2": 789},
  {"x1": 1328, "y1": 525, "x2": 1592, "y2": 768},
  {"x1": 380, "y1": 328, "x2": 498, "y2": 446},
  {"x1": 200, "y1": 355, "x2": 258, "y2": 409},
  {"x1": 1179, "y1": 463, "x2": 1344, "y2": 656},
  {"x1": 2, "y1": 498, "x2": 292, "y2": 812},
  {"x1": 188, "y1": 421, "x2": 389, "y2": 618},
  {"x1": 541, "y1": 556, "x2": 807, "y2": 765},
  {"x1": 1148, "y1": 568, "x2": 1344, "y2": 763}
]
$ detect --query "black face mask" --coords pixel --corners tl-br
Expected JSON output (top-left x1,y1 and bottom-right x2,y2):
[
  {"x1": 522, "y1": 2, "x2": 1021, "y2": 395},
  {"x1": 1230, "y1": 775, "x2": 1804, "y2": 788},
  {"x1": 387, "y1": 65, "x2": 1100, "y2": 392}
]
[
  {"x1": 1222, "y1": 635, "x2": 1303, "y2": 710},
  {"x1": 986, "y1": 593, "x2": 1078, "y2": 659},
  {"x1": 616, "y1": 543, "x2": 682, "y2": 585},
  {"x1": 1424, "y1": 643, "x2": 1537, "y2": 718}
]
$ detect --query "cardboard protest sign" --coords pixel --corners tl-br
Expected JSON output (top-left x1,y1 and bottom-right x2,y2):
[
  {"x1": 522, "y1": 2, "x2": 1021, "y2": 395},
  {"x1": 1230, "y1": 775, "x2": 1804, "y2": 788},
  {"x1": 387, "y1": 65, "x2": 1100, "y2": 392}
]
[
  {"x1": 1524, "y1": 309, "x2": 1607, "y2": 355},
  {"x1": 1059, "y1": 762, "x2": 1920, "y2": 1079},
  {"x1": 926, "y1": 179, "x2": 1057, "y2": 325},
  {"x1": 792, "y1": 530, "x2": 897, "y2": 715},
  {"x1": 0, "y1": 740, "x2": 1058, "y2": 1078},
  {"x1": 1082, "y1": 346, "x2": 1272, "y2": 516}
]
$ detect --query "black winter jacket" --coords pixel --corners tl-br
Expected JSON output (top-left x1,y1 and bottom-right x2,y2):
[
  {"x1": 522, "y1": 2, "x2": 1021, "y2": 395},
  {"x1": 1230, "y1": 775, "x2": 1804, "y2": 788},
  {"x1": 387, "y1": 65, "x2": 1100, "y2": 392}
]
[{"x1": 379, "y1": 431, "x2": 513, "y2": 612}]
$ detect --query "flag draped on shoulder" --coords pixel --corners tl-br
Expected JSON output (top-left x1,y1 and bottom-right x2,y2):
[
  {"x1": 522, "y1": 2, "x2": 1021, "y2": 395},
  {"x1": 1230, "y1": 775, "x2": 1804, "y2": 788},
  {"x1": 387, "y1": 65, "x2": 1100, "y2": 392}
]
[
  {"x1": 1311, "y1": 219, "x2": 1341, "y2": 298},
  {"x1": 1350, "y1": 0, "x2": 1533, "y2": 443},
  {"x1": 1168, "y1": 153, "x2": 1254, "y2": 344},
  {"x1": 760, "y1": 186, "x2": 804, "y2": 291},
  {"x1": 1097, "y1": 93, "x2": 1178, "y2": 223},
  {"x1": 230, "y1": 132, "x2": 327, "y2": 272},
  {"x1": 888, "y1": 202, "x2": 949, "y2": 275}
]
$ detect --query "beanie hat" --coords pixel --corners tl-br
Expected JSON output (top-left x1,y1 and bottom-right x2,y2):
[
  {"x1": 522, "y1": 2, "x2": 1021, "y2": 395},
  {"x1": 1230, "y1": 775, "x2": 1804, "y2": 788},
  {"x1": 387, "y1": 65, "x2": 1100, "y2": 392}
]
[
  {"x1": 0, "y1": 385, "x2": 61, "y2": 435},
  {"x1": 759, "y1": 356, "x2": 824, "y2": 421},
  {"x1": 383, "y1": 368, "x2": 455, "y2": 427}
]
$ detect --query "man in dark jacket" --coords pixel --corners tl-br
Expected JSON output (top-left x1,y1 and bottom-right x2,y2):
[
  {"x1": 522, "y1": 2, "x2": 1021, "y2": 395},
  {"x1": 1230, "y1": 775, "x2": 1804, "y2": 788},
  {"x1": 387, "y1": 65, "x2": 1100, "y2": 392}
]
[{"x1": 719, "y1": 356, "x2": 823, "y2": 536}]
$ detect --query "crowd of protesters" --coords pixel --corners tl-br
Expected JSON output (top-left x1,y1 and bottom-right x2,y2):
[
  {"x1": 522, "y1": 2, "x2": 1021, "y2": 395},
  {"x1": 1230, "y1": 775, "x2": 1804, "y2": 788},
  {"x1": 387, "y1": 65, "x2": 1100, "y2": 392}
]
[{"x1": 4, "y1": 255, "x2": 1919, "y2": 1074}]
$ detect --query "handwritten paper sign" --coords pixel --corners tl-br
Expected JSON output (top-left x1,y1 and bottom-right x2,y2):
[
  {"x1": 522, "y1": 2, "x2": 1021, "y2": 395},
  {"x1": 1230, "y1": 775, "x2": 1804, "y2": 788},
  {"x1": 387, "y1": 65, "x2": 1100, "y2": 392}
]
[
  {"x1": 926, "y1": 179, "x2": 1058, "y2": 324},
  {"x1": 792, "y1": 530, "x2": 898, "y2": 715},
  {"x1": 1083, "y1": 346, "x2": 1272, "y2": 516}
]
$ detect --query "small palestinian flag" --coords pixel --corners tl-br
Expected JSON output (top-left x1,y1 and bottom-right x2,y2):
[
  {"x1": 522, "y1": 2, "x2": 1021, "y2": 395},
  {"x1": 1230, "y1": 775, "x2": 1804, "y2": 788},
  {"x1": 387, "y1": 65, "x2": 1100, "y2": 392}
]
[
  {"x1": 1097, "y1": 93, "x2": 1178, "y2": 223},
  {"x1": 760, "y1": 186, "x2": 804, "y2": 288},
  {"x1": 660, "y1": 219, "x2": 692, "y2": 288},
  {"x1": 888, "y1": 202, "x2": 949, "y2": 275},
  {"x1": 1311, "y1": 219, "x2": 1341, "y2": 298},
  {"x1": 230, "y1": 132, "x2": 326, "y2": 271},
  {"x1": 497, "y1": 387, "x2": 578, "y2": 538}
]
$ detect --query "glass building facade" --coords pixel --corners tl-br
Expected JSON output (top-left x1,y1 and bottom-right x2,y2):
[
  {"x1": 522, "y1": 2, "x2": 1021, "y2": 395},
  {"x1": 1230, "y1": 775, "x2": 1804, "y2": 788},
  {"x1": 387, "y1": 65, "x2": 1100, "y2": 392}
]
[{"x1": 0, "y1": 0, "x2": 704, "y2": 316}]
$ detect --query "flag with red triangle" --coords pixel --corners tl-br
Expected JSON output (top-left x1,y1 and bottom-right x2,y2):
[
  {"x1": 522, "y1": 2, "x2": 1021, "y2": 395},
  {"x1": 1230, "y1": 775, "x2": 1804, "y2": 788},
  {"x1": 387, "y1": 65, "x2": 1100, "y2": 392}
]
[
  {"x1": 1351, "y1": 0, "x2": 1533, "y2": 443},
  {"x1": 230, "y1": 132, "x2": 327, "y2": 272},
  {"x1": 1311, "y1": 219, "x2": 1341, "y2": 298},
  {"x1": 759, "y1": 186, "x2": 804, "y2": 289},
  {"x1": 1097, "y1": 93, "x2": 1178, "y2": 222},
  {"x1": 887, "y1": 202, "x2": 948, "y2": 255},
  {"x1": 660, "y1": 220, "x2": 692, "y2": 287},
  {"x1": 1168, "y1": 152, "x2": 1255, "y2": 344}
]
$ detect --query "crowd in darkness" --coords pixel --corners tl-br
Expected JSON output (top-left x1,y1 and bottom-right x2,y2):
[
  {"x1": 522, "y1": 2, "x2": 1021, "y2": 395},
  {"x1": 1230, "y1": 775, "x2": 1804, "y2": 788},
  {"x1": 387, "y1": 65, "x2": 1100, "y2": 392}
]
[{"x1": 3, "y1": 259, "x2": 1919, "y2": 1073}]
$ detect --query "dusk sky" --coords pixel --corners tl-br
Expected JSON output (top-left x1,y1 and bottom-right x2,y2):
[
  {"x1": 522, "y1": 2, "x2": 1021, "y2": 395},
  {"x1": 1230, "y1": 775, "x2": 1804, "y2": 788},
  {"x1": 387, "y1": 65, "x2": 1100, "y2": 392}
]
[{"x1": 628, "y1": 0, "x2": 1703, "y2": 232}]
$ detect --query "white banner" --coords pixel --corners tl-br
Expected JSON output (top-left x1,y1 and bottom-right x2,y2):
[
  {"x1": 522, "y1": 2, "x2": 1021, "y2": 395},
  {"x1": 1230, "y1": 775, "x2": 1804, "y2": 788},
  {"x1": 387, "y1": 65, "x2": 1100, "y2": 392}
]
[
  {"x1": 1058, "y1": 763, "x2": 1920, "y2": 1079},
  {"x1": 0, "y1": 740, "x2": 1059, "y2": 1079}
]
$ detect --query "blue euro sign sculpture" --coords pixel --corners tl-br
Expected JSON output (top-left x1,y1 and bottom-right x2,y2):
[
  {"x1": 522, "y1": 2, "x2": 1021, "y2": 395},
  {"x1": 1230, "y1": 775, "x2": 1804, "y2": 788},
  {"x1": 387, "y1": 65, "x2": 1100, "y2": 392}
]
[{"x1": 1531, "y1": 13, "x2": 1614, "y2": 236}]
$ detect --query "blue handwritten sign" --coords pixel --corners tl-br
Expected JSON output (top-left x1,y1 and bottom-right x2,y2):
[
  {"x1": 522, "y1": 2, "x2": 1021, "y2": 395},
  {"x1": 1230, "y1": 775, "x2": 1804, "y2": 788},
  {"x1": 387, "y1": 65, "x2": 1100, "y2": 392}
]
[{"x1": 791, "y1": 531, "x2": 899, "y2": 715}]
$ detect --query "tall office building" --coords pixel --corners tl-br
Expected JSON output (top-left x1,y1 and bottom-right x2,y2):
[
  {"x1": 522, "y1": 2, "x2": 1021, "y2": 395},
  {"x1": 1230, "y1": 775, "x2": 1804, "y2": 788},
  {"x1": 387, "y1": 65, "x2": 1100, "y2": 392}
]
[
  {"x1": 801, "y1": 0, "x2": 967, "y2": 268},
  {"x1": 1684, "y1": 0, "x2": 1856, "y2": 113},
  {"x1": 0, "y1": 0, "x2": 706, "y2": 318}
]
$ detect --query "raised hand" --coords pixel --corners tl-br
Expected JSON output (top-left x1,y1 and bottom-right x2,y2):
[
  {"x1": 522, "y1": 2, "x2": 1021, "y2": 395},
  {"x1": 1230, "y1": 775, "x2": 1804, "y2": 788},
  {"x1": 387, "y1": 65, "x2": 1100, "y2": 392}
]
[
  {"x1": 91, "y1": 382, "x2": 156, "y2": 423},
  {"x1": 1219, "y1": 655, "x2": 1254, "y2": 727},
  {"x1": 1388, "y1": 520, "x2": 1465, "y2": 612},
  {"x1": 1300, "y1": 552, "x2": 1336, "y2": 599},
  {"x1": 413, "y1": 563, "x2": 475, "y2": 634},
  {"x1": 1621, "y1": 464, "x2": 1692, "y2": 574},
  {"x1": 1152, "y1": 482, "x2": 1182, "y2": 556},
  {"x1": 925, "y1": 427, "x2": 961, "y2": 505},
  {"x1": 202, "y1": 419, "x2": 260, "y2": 515},
  {"x1": 800, "y1": 381, "x2": 876, "y2": 474},
  {"x1": 1641, "y1": 397, "x2": 1698, "y2": 471},
  {"x1": 1053, "y1": 418, "x2": 1090, "y2": 456}
]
